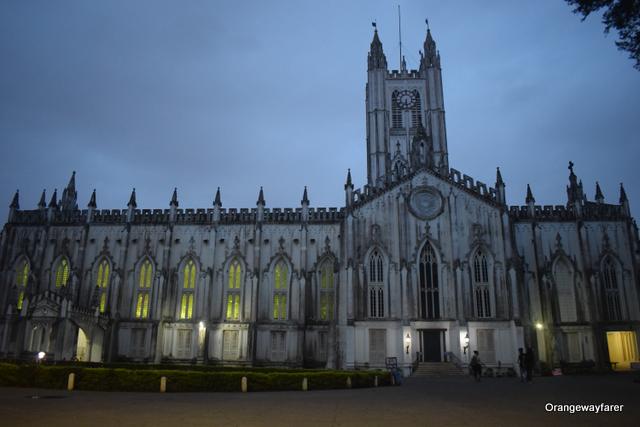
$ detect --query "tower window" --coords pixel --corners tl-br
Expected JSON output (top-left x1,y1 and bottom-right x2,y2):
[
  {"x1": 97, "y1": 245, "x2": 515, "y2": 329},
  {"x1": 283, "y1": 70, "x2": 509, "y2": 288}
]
[
  {"x1": 473, "y1": 251, "x2": 491, "y2": 318},
  {"x1": 226, "y1": 259, "x2": 242, "y2": 320},
  {"x1": 135, "y1": 259, "x2": 153, "y2": 319},
  {"x1": 16, "y1": 260, "x2": 29, "y2": 310},
  {"x1": 368, "y1": 250, "x2": 385, "y2": 318},
  {"x1": 602, "y1": 257, "x2": 621, "y2": 321},
  {"x1": 273, "y1": 261, "x2": 288, "y2": 320},
  {"x1": 55, "y1": 258, "x2": 70, "y2": 288},
  {"x1": 319, "y1": 260, "x2": 335, "y2": 321},
  {"x1": 391, "y1": 91, "x2": 402, "y2": 128},
  {"x1": 96, "y1": 259, "x2": 110, "y2": 313},
  {"x1": 419, "y1": 244, "x2": 439, "y2": 319},
  {"x1": 180, "y1": 259, "x2": 196, "y2": 320}
]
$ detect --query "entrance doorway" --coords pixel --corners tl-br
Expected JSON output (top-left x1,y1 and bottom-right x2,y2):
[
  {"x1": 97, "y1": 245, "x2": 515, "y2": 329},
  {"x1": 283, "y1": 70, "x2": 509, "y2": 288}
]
[
  {"x1": 420, "y1": 329, "x2": 446, "y2": 362},
  {"x1": 76, "y1": 328, "x2": 89, "y2": 361},
  {"x1": 606, "y1": 331, "x2": 639, "y2": 370}
]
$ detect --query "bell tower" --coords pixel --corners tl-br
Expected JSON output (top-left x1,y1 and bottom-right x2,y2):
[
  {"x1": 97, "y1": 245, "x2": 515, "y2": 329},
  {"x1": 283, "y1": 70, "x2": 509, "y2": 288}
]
[{"x1": 365, "y1": 26, "x2": 449, "y2": 188}]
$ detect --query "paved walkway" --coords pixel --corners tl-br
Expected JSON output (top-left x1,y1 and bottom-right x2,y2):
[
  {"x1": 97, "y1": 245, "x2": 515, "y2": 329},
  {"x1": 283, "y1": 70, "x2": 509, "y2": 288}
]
[{"x1": 0, "y1": 373, "x2": 638, "y2": 426}]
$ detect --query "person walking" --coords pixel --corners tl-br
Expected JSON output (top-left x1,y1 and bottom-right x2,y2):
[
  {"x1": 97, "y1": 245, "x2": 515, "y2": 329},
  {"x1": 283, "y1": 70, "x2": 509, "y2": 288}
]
[
  {"x1": 517, "y1": 348, "x2": 526, "y2": 382},
  {"x1": 525, "y1": 347, "x2": 535, "y2": 382},
  {"x1": 470, "y1": 350, "x2": 482, "y2": 381}
]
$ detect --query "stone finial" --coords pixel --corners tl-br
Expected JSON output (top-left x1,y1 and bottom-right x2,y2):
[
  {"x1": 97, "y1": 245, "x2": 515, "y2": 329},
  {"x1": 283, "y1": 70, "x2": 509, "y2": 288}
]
[
  {"x1": 525, "y1": 184, "x2": 535, "y2": 204},
  {"x1": 38, "y1": 189, "x2": 47, "y2": 209},
  {"x1": 257, "y1": 187, "x2": 265, "y2": 206},
  {"x1": 345, "y1": 169, "x2": 353, "y2": 189},
  {"x1": 301, "y1": 186, "x2": 309, "y2": 205},
  {"x1": 9, "y1": 190, "x2": 19, "y2": 209},
  {"x1": 496, "y1": 167, "x2": 504, "y2": 187},
  {"x1": 128, "y1": 188, "x2": 137, "y2": 208},
  {"x1": 170, "y1": 187, "x2": 178, "y2": 207},
  {"x1": 48, "y1": 188, "x2": 58, "y2": 208},
  {"x1": 595, "y1": 182, "x2": 604, "y2": 203},
  {"x1": 88, "y1": 189, "x2": 97, "y2": 208},
  {"x1": 619, "y1": 182, "x2": 628, "y2": 203},
  {"x1": 214, "y1": 187, "x2": 222, "y2": 206}
]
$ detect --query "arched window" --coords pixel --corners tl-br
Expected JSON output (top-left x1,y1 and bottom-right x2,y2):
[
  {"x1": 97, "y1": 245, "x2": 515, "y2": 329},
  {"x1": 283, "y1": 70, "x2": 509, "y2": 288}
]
[
  {"x1": 602, "y1": 257, "x2": 621, "y2": 320},
  {"x1": 391, "y1": 91, "x2": 402, "y2": 128},
  {"x1": 16, "y1": 259, "x2": 29, "y2": 310},
  {"x1": 411, "y1": 91, "x2": 421, "y2": 127},
  {"x1": 319, "y1": 260, "x2": 334, "y2": 321},
  {"x1": 96, "y1": 259, "x2": 110, "y2": 313},
  {"x1": 473, "y1": 251, "x2": 491, "y2": 318},
  {"x1": 226, "y1": 259, "x2": 242, "y2": 320},
  {"x1": 419, "y1": 243, "x2": 439, "y2": 319},
  {"x1": 180, "y1": 259, "x2": 196, "y2": 320},
  {"x1": 55, "y1": 258, "x2": 70, "y2": 288},
  {"x1": 368, "y1": 250, "x2": 384, "y2": 318},
  {"x1": 273, "y1": 261, "x2": 288, "y2": 320},
  {"x1": 135, "y1": 259, "x2": 153, "y2": 319},
  {"x1": 554, "y1": 258, "x2": 577, "y2": 322}
]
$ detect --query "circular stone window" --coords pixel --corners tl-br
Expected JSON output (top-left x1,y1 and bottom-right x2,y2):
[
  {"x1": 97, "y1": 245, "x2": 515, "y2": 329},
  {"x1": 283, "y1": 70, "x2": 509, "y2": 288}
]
[{"x1": 409, "y1": 186, "x2": 443, "y2": 220}]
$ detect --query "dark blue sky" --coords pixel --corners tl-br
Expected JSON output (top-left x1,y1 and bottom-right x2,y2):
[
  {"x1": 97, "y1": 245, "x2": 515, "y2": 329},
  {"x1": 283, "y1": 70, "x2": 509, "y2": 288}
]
[{"x1": 1, "y1": 0, "x2": 638, "y2": 220}]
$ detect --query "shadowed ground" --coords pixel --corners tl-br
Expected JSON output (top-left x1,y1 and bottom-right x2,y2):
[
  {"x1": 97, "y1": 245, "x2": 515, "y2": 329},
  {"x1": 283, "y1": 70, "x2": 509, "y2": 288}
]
[{"x1": 0, "y1": 373, "x2": 638, "y2": 426}]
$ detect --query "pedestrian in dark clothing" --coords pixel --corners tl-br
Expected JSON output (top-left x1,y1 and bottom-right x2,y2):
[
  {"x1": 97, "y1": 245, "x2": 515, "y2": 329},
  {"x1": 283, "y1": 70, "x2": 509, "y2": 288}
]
[
  {"x1": 525, "y1": 347, "x2": 535, "y2": 382},
  {"x1": 517, "y1": 347, "x2": 526, "y2": 382},
  {"x1": 470, "y1": 350, "x2": 482, "y2": 381}
]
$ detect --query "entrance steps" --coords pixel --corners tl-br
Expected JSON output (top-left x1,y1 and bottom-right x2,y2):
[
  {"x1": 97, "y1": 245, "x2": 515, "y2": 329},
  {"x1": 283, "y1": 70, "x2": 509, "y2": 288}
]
[{"x1": 412, "y1": 362, "x2": 467, "y2": 377}]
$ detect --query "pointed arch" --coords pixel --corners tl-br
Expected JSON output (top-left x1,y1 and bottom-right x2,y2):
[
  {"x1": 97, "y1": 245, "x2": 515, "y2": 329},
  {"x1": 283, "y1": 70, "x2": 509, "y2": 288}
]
[
  {"x1": 472, "y1": 248, "x2": 492, "y2": 318},
  {"x1": 391, "y1": 90, "x2": 402, "y2": 128},
  {"x1": 94, "y1": 257, "x2": 111, "y2": 313},
  {"x1": 552, "y1": 256, "x2": 577, "y2": 322},
  {"x1": 418, "y1": 241, "x2": 440, "y2": 319},
  {"x1": 601, "y1": 255, "x2": 622, "y2": 320},
  {"x1": 53, "y1": 256, "x2": 70, "y2": 288},
  {"x1": 272, "y1": 258, "x2": 289, "y2": 320},
  {"x1": 14, "y1": 256, "x2": 30, "y2": 310},
  {"x1": 225, "y1": 257, "x2": 243, "y2": 321},
  {"x1": 318, "y1": 257, "x2": 335, "y2": 321},
  {"x1": 411, "y1": 90, "x2": 422, "y2": 127},
  {"x1": 179, "y1": 257, "x2": 198, "y2": 320},
  {"x1": 367, "y1": 247, "x2": 386, "y2": 318},
  {"x1": 135, "y1": 256, "x2": 155, "y2": 319}
]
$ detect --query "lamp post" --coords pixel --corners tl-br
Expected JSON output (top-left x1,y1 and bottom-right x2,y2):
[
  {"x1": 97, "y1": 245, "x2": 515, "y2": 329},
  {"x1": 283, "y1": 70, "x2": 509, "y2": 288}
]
[
  {"x1": 32, "y1": 351, "x2": 46, "y2": 399},
  {"x1": 463, "y1": 333, "x2": 470, "y2": 355}
]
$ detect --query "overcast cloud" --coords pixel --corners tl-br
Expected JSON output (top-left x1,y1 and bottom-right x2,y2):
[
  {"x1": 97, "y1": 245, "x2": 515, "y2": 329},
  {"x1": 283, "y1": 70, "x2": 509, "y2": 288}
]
[{"x1": 1, "y1": 0, "x2": 638, "y2": 221}]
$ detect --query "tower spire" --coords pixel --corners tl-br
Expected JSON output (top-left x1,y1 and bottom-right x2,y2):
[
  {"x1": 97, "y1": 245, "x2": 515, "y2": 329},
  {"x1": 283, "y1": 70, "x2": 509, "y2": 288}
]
[
  {"x1": 88, "y1": 189, "x2": 97, "y2": 208},
  {"x1": 214, "y1": 187, "x2": 222, "y2": 206},
  {"x1": 620, "y1": 182, "x2": 628, "y2": 203},
  {"x1": 595, "y1": 182, "x2": 604, "y2": 203},
  {"x1": 257, "y1": 187, "x2": 265, "y2": 206},
  {"x1": 368, "y1": 24, "x2": 387, "y2": 70},
  {"x1": 38, "y1": 189, "x2": 47, "y2": 209},
  {"x1": 301, "y1": 186, "x2": 309, "y2": 205},
  {"x1": 525, "y1": 184, "x2": 535, "y2": 204},
  {"x1": 9, "y1": 190, "x2": 19, "y2": 209},
  {"x1": 49, "y1": 189, "x2": 58, "y2": 209},
  {"x1": 61, "y1": 170, "x2": 78, "y2": 211},
  {"x1": 128, "y1": 188, "x2": 137, "y2": 208},
  {"x1": 170, "y1": 187, "x2": 178, "y2": 207}
]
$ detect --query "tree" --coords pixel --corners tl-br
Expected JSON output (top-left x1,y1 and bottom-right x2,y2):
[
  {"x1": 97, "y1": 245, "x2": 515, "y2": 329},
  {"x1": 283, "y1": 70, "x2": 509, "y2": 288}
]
[{"x1": 566, "y1": 0, "x2": 640, "y2": 70}]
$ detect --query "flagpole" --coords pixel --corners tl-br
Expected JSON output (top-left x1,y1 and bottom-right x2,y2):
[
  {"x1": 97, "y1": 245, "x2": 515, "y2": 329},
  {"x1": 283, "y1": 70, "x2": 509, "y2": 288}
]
[{"x1": 398, "y1": 5, "x2": 402, "y2": 70}]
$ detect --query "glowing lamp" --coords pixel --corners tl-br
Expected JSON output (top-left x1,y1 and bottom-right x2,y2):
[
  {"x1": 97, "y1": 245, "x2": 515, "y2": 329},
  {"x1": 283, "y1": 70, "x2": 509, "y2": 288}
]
[
  {"x1": 405, "y1": 333, "x2": 411, "y2": 354},
  {"x1": 535, "y1": 322, "x2": 543, "y2": 330}
]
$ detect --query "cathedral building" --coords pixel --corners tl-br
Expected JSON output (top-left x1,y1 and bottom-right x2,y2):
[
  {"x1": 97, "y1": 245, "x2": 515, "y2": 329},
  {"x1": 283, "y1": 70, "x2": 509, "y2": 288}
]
[{"x1": 1, "y1": 28, "x2": 639, "y2": 374}]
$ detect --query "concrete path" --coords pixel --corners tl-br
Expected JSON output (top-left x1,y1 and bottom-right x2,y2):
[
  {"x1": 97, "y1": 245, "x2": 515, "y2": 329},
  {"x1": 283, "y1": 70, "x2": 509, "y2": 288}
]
[{"x1": 0, "y1": 373, "x2": 638, "y2": 426}]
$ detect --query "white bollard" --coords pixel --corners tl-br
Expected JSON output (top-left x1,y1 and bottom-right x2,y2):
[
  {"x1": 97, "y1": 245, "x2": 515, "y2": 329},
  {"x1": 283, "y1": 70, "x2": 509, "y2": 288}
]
[
  {"x1": 241, "y1": 376, "x2": 248, "y2": 393},
  {"x1": 346, "y1": 377, "x2": 352, "y2": 389},
  {"x1": 67, "y1": 373, "x2": 75, "y2": 391},
  {"x1": 160, "y1": 376, "x2": 167, "y2": 393},
  {"x1": 302, "y1": 377, "x2": 308, "y2": 391}
]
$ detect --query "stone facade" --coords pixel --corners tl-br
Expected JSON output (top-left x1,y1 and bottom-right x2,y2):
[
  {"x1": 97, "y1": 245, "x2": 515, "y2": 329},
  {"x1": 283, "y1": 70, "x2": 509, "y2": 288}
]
[{"x1": 1, "y1": 29, "x2": 639, "y2": 374}]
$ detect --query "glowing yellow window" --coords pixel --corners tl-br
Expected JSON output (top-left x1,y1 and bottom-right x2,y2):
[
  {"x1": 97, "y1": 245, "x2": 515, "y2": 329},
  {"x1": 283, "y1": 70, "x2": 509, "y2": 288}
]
[
  {"x1": 226, "y1": 294, "x2": 240, "y2": 320},
  {"x1": 183, "y1": 260, "x2": 196, "y2": 289},
  {"x1": 320, "y1": 261, "x2": 334, "y2": 320},
  {"x1": 139, "y1": 260, "x2": 152, "y2": 288},
  {"x1": 229, "y1": 261, "x2": 241, "y2": 289},
  {"x1": 180, "y1": 293, "x2": 193, "y2": 319},
  {"x1": 55, "y1": 258, "x2": 70, "y2": 288},
  {"x1": 96, "y1": 260, "x2": 110, "y2": 313},
  {"x1": 273, "y1": 262, "x2": 288, "y2": 320},
  {"x1": 136, "y1": 292, "x2": 150, "y2": 319},
  {"x1": 16, "y1": 261, "x2": 29, "y2": 310}
]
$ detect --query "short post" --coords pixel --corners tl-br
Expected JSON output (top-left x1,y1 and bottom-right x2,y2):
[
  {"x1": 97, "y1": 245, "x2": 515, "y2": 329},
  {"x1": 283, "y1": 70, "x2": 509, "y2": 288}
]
[
  {"x1": 374, "y1": 376, "x2": 378, "y2": 387},
  {"x1": 160, "y1": 376, "x2": 167, "y2": 393},
  {"x1": 67, "y1": 373, "x2": 75, "y2": 391},
  {"x1": 241, "y1": 376, "x2": 248, "y2": 393},
  {"x1": 302, "y1": 377, "x2": 308, "y2": 391},
  {"x1": 346, "y1": 377, "x2": 352, "y2": 389}
]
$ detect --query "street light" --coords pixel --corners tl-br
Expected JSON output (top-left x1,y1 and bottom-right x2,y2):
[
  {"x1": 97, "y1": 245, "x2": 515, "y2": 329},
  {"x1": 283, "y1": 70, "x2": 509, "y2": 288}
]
[
  {"x1": 37, "y1": 351, "x2": 46, "y2": 362},
  {"x1": 535, "y1": 322, "x2": 543, "y2": 330},
  {"x1": 463, "y1": 333, "x2": 470, "y2": 355},
  {"x1": 405, "y1": 333, "x2": 411, "y2": 355}
]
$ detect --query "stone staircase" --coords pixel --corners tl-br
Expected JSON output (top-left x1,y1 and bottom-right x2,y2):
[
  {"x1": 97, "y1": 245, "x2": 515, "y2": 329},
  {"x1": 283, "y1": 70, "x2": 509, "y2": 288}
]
[{"x1": 412, "y1": 362, "x2": 467, "y2": 378}]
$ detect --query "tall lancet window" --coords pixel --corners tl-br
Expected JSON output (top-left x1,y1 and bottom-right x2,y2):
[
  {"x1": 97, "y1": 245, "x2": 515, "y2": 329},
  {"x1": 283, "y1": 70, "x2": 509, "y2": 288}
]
[
  {"x1": 411, "y1": 91, "x2": 421, "y2": 127},
  {"x1": 368, "y1": 250, "x2": 384, "y2": 318},
  {"x1": 319, "y1": 260, "x2": 335, "y2": 321},
  {"x1": 273, "y1": 261, "x2": 288, "y2": 320},
  {"x1": 473, "y1": 251, "x2": 491, "y2": 318},
  {"x1": 180, "y1": 259, "x2": 196, "y2": 320},
  {"x1": 602, "y1": 257, "x2": 622, "y2": 320},
  {"x1": 391, "y1": 91, "x2": 402, "y2": 128},
  {"x1": 226, "y1": 259, "x2": 242, "y2": 320},
  {"x1": 135, "y1": 259, "x2": 152, "y2": 319},
  {"x1": 16, "y1": 259, "x2": 29, "y2": 310},
  {"x1": 96, "y1": 259, "x2": 110, "y2": 313},
  {"x1": 554, "y1": 258, "x2": 577, "y2": 322},
  {"x1": 419, "y1": 244, "x2": 439, "y2": 319},
  {"x1": 55, "y1": 258, "x2": 70, "y2": 288}
]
